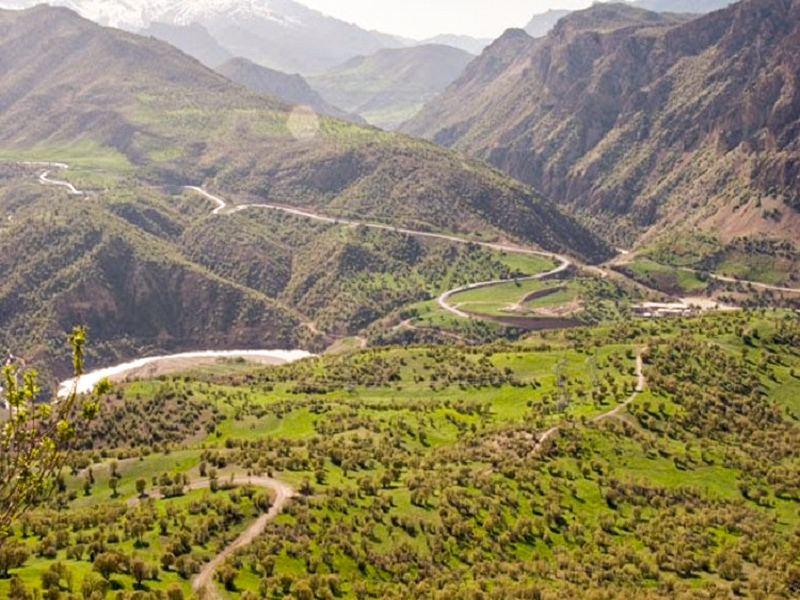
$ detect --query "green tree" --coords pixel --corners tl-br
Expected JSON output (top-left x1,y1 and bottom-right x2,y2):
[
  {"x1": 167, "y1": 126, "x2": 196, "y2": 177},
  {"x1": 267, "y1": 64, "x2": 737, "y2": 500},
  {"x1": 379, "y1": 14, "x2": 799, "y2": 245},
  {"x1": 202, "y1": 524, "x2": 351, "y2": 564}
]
[
  {"x1": 130, "y1": 558, "x2": 149, "y2": 588},
  {"x1": 217, "y1": 563, "x2": 238, "y2": 591},
  {"x1": 79, "y1": 572, "x2": 108, "y2": 600},
  {"x1": 0, "y1": 328, "x2": 102, "y2": 537},
  {"x1": 8, "y1": 575, "x2": 31, "y2": 600},
  {"x1": 0, "y1": 542, "x2": 29, "y2": 577},
  {"x1": 92, "y1": 552, "x2": 120, "y2": 581}
]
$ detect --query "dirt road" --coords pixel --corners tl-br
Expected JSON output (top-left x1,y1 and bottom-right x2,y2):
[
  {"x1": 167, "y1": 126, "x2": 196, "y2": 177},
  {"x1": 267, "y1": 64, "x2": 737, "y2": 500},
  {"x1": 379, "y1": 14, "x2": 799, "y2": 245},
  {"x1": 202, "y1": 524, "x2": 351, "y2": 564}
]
[
  {"x1": 533, "y1": 349, "x2": 646, "y2": 453},
  {"x1": 190, "y1": 476, "x2": 294, "y2": 599}
]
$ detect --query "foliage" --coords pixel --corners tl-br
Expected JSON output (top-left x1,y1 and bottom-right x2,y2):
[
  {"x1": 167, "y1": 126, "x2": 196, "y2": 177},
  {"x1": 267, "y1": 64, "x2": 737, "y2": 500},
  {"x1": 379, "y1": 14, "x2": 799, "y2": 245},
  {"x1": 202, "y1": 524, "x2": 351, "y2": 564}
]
[{"x1": 0, "y1": 328, "x2": 100, "y2": 538}]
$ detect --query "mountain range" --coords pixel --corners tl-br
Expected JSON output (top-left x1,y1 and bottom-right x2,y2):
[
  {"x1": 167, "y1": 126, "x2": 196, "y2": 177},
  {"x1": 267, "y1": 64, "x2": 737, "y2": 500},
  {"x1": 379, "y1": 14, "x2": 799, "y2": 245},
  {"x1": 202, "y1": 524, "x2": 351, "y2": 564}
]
[
  {"x1": 0, "y1": 5, "x2": 611, "y2": 371},
  {"x1": 404, "y1": 0, "x2": 800, "y2": 247},
  {"x1": 524, "y1": 0, "x2": 737, "y2": 39},
  {"x1": 0, "y1": 0, "x2": 406, "y2": 74},
  {"x1": 307, "y1": 44, "x2": 475, "y2": 130},
  {"x1": 217, "y1": 57, "x2": 365, "y2": 124}
]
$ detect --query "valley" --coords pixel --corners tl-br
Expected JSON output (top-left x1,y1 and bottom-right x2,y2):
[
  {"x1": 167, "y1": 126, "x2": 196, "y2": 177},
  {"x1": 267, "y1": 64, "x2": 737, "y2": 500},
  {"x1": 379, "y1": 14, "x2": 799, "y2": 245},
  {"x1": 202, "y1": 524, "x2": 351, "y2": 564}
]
[{"x1": 1, "y1": 1, "x2": 800, "y2": 599}]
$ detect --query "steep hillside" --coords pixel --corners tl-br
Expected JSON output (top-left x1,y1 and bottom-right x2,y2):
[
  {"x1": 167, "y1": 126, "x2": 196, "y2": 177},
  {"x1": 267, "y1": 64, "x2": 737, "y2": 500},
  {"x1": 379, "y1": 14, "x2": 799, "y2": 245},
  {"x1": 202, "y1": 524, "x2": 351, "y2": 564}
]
[
  {"x1": 216, "y1": 57, "x2": 364, "y2": 124},
  {"x1": 634, "y1": 0, "x2": 735, "y2": 13},
  {"x1": 404, "y1": 0, "x2": 800, "y2": 247},
  {"x1": 141, "y1": 21, "x2": 231, "y2": 67},
  {"x1": 0, "y1": 7, "x2": 615, "y2": 371},
  {"x1": 0, "y1": 6, "x2": 609, "y2": 264},
  {"x1": 0, "y1": 0, "x2": 405, "y2": 74},
  {"x1": 308, "y1": 44, "x2": 474, "y2": 130},
  {"x1": 524, "y1": 1, "x2": 735, "y2": 39},
  {"x1": 0, "y1": 172, "x2": 317, "y2": 376}
]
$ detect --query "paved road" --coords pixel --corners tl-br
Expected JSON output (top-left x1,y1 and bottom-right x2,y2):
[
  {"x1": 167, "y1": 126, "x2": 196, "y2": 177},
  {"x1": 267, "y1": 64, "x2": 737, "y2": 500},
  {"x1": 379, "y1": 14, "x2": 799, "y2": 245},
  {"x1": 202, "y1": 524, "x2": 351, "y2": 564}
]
[
  {"x1": 22, "y1": 162, "x2": 84, "y2": 195},
  {"x1": 185, "y1": 186, "x2": 575, "y2": 321},
  {"x1": 678, "y1": 267, "x2": 800, "y2": 294},
  {"x1": 437, "y1": 260, "x2": 570, "y2": 319},
  {"x1": 19, "y1": 162, "x2": 800, "y2": 298},
  {"x1": 39, "y1": 170, "x2": 84, "y2": 195}
]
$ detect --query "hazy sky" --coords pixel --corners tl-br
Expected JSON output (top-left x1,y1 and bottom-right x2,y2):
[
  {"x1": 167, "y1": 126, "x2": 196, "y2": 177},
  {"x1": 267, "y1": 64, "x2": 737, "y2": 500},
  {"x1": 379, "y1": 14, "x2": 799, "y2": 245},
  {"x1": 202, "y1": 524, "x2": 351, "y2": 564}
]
[{"x1": 298, "y1": 0, "x2": 597, "y2": 40}]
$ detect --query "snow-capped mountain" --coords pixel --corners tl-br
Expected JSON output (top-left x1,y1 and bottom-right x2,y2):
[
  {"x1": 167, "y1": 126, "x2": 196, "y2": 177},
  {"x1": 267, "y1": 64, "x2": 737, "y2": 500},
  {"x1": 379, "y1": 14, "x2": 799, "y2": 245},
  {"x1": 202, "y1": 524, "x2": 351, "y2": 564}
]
[
  {"x1": 0, "y1": 0, "x2": 309, "y2": 29},
  {"x1": 0, "y1": 0, "x2": 406, "y2": 73}
]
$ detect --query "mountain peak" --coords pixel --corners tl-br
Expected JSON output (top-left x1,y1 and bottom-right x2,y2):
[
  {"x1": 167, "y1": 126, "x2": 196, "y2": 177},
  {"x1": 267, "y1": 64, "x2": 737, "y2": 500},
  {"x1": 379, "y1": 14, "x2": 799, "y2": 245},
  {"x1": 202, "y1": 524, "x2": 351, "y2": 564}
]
[
  {"x1": 405, "y1": 0, "x2": 800, "y2": 244},
  {"x1": 0, "y1": 0, "x2": 405, "y2": 73}
]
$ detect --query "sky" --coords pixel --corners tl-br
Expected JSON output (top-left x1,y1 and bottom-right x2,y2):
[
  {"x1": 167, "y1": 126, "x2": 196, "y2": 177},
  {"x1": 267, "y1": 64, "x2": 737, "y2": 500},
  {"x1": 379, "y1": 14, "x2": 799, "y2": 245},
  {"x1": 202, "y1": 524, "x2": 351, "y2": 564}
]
[{"x1": 297, "y1": 0, "x2": 597, "y2": 40}]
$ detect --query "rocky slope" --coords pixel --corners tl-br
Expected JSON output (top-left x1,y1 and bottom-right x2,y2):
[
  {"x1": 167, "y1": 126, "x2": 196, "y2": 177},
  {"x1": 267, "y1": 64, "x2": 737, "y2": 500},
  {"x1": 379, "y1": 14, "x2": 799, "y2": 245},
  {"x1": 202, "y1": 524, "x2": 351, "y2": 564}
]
[
  {"x1": 404, "y1": 0, "x2": 800, "y2": 246},
  {"x1": 523, "y1": 1, "x2": 734, "y2": 41},
  {"x1": 524, "y1": 9, "x2": 571, "y2": 38}
]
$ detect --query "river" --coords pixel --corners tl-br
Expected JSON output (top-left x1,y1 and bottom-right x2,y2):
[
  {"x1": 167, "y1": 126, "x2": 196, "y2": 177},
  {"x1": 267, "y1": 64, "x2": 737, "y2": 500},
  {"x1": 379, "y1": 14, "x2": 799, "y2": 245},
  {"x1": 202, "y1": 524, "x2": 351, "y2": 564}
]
[{"x1": 57, "y1": 349, "x2": 314, "y2": 397}]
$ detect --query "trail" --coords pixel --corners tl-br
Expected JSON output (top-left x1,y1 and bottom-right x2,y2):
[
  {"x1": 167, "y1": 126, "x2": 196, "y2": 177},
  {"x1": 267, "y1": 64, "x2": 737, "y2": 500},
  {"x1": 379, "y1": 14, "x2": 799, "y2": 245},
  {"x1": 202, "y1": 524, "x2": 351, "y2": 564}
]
[
  {"x1": 185, "y1": 186, "x2": 574, "y2": 321},
  {"x1": 603, "y1": 246, "x2": 800, "y2": 296},
  {"x1": 192, "y1": 477, "x2": 293, "y2": 599},
  {"x1": 533, "y1": 349, "x2": 646, "y2": 453},
  {"x1": 593, "y1": 352, "x2": 646, "y2": 424},
  {"x1": 128, "y1": 476, "x2": 294, "y2": 600}
]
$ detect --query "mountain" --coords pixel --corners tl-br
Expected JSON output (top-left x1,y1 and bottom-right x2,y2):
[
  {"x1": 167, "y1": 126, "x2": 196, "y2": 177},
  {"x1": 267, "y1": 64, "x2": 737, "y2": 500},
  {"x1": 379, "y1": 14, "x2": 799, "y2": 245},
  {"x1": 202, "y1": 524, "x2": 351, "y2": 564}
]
[
  {"x1": 216, "y1": 57, "x2": 364, "y2": 124},
  {"x1": 0, "y1": 6, "x2": 611, "y2": 369},
  {"x1": 0, "y1": 0, "x2": 406, "y2": 74},
  {"x1": 403, "y1": 0, "x2": 800, "y2": 247},
  {"x1": 307, "y1": 44, "x2": 474, "y2": 130},
  {"x1": 140, "y1": 21, "x2": 231, "y2": 68},
  {"x1": 524, "y1": 9, "x2": 571, "y2": 38},
  {"x1": 633, "y1": 0, "x2": 735, "y2": 13},
  {"x1": 421, "y1": 34, "x2": 490, "y2": 55},
  {"x1": 523, "y1": 2, "x2": 736, "y2": 40}
]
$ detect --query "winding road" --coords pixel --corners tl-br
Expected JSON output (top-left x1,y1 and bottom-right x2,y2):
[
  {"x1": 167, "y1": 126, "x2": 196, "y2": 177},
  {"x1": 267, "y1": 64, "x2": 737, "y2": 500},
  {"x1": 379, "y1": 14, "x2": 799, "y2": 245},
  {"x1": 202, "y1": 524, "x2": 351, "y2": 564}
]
[
  {"x1": 185, "y1": 186, "x2": 574, "y2": 320},
  {"x1": 15, "y1": 162, "x2": 795, "y2": 599},
  {"x1": 22, "y1": 162, "x2": 84, "y2": 195},
  {"x1": 18, "y1": 161, "x2": 800, "y2": 300},
  {"x1": 678, "y1": 267, "x2": 800, "y2": 294}
]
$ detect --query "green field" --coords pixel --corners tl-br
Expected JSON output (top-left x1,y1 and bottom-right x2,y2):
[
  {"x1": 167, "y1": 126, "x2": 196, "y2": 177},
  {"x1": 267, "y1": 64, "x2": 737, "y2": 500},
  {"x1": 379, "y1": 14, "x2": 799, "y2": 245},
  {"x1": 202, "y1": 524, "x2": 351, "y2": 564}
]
[
  {"x1": 616, "y1": 258, "x2": 708, "y2": 295},
  {"x1": 450, "y1": 280, "x2": 579, "y2": 317}
]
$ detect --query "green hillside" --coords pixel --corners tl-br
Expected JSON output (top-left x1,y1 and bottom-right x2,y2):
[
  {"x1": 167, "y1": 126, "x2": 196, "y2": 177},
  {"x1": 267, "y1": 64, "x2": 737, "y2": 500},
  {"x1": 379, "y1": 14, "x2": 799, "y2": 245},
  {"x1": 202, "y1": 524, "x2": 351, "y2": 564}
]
[
  {"x1": 3, "y1": 311, "x2": 800, "y2": 598},
  {"x1": 307, "y1": 44, "x2": 474, "y2": 130},
  {"x1": 0, "y1": 6, "x2": 609, "y2": 265},
  {"x1": 0, "y1": 5, "x2": 614, "y2": 374}
]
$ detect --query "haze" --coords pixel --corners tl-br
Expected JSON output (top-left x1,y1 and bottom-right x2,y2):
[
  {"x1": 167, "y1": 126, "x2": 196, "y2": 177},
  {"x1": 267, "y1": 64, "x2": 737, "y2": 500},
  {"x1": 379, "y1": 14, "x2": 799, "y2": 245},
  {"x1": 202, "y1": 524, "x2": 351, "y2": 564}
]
[{"x1": 298, "y1": 0, "x2": 595, "y2": 39}]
